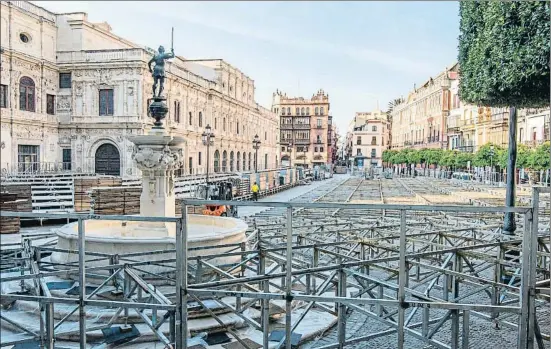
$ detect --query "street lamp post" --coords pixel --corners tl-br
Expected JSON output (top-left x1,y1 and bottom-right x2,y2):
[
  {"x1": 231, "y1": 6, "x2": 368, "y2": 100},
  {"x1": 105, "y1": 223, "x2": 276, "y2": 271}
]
[
  {"x1": 489, "y1": 145, "x2": 495, "y2": 183},
  {"x1": 253, "y1": 134, "x2": 261, "y2": 173},
  {"x1": 202, "y1": 124, "x2": 215, "y2": 199}
]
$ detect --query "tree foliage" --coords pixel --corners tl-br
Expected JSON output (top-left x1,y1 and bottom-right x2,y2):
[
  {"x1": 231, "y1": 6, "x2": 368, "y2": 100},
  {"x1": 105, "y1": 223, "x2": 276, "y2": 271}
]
[
  {"x1": 382, "y1": 143, "x2": 543, "y2": 170},
  {"x1": 458, "y1": 1, "x2": 550, "y2": 108},
  {"x1": 527, "y1": 141, "x2": 551, "y2": 170}
]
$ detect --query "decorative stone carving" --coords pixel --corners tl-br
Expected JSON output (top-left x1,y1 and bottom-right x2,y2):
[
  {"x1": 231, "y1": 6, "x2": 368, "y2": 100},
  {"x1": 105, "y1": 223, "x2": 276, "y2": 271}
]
[
  {"x1": 132, "y1": 145, "x2": 183, "y2": 171},
  {"x1": 128, "y1": 86, "x2": 134, "y2": 96},
  {"x1": 57, "y1": 96, "x2": 71, "y2": 111},
  {"x1": 126, "y1": 168, "x2": 133, "y2": 175},
  {"x1": 1, "y1": 141, "x2": 4, "y2": 149},
  {"x1": 75, "y1": 83, "x2": 83, "y2": 96},
  {"x1": 99, "y1": 69, "x2": 112, "y2": 84},
  {"x1": 116, "y1": 135, "x2": 123, "y2": 142}
]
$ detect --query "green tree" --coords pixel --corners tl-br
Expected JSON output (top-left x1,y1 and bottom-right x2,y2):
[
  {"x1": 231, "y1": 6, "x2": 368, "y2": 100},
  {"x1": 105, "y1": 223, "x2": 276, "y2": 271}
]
[
  {"x1": 527, "y1": 141, "x2": 551, "y2": 171},
  {"x1": 382, "y1": 149, "x2": 398, "y2": 165},
  {"x1": 458, "y1": 1, "x2": 550, "y2": 234},
  {"x1": 473, "y1": 143, "x2": 503, "y2": 167},
  {"x1": 439, "y1": 150, "x2": 456, "y2": 169},
  {"x1": 406, "y1": 149, "x2": 422, "y2": 167},
  {"x1": 455, "y1": 152, "x2": 473, "y2": 169}
]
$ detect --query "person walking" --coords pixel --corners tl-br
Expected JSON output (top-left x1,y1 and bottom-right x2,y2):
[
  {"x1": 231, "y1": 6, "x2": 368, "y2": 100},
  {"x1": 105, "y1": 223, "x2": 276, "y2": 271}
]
[{"x1": 251, "y1": 182, "x2": 259, "y2": 201}]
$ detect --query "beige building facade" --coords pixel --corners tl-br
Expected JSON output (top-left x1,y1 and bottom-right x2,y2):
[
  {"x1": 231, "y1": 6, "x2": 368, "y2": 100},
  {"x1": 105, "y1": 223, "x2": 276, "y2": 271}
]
[
  {"x1": 272, "y1": 89, "x2": 330, "y2": 168},
  {"x1": 348, "y1": 110, "x2": 390, "y2": 168},
  {"x1": 390, "y1": 64, "x2": 455, "y2": 150},
  {"x1": 0, "y1": 1, "x2": 279, "y2": 177}
]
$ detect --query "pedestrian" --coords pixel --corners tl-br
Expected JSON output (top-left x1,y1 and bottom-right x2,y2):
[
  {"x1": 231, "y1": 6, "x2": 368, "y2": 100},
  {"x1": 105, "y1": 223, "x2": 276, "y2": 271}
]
[{"x1": 251, "y1": 182, "x2": 259, "y2": 201}]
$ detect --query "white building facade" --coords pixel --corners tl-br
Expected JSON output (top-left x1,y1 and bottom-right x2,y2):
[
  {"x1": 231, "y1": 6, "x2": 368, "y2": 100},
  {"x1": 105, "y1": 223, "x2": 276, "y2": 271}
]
[{"x1": 0, "y1": 1, "x2": 279, "y2": 177}]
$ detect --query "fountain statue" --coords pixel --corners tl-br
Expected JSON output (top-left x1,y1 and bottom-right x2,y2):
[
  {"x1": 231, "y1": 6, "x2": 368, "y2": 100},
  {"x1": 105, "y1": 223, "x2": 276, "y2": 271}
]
[{"x1": 50, "y1": 33, "x2": 247, "y2": 276}]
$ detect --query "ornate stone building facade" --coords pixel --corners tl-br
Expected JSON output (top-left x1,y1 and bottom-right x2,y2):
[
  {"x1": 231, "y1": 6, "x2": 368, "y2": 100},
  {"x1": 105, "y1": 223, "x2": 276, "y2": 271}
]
[
  {"x1": 390, "y1": 65, "x2": 455, "y2": 150},
  {"x1": 272, "y1": 89, "x2": 331, "y2": 168},
  {"x1": 0, "y1": 1, "x2": 279, "y2": 177}
]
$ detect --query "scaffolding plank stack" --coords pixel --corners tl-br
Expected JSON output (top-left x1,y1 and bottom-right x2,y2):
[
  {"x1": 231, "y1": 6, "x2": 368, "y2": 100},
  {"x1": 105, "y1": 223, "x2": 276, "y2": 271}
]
[
  {"x1": 0, "y1": 193, "x2": 22, "y2": 234},
  {"x1": 0, "y1": 184, "x2": 32, "y2": 212},
  {"x1": 89, "y1": 186, "x2": 141, "y2": 215},
  {"x1": 73, "y1": 177, "x2": 123, "y2": 212}
]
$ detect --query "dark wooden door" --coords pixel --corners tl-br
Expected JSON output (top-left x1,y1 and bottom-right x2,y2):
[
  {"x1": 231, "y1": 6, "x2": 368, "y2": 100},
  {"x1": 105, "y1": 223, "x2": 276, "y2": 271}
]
[{"x1": 95, "y1": 144, "x2": 120, "y2": 176}]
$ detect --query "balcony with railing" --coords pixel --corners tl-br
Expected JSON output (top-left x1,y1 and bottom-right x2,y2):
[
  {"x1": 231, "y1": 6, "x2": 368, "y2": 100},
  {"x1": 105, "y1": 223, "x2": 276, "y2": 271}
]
[
  {"x1": 293, "y1": 123, "x2": 311, "y2": 129},
  {"x1": 280, "y1": 124, "x2": 293, "y2": 130},
  {"x1": 295, "y1": 139, "x2": 310, "y2": 145}
]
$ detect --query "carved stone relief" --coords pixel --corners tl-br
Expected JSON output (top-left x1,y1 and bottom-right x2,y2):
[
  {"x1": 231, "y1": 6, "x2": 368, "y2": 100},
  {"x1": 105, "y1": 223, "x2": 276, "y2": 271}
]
[{"x1": 57, "y1": 96, "x2": 71, "y2": 111}]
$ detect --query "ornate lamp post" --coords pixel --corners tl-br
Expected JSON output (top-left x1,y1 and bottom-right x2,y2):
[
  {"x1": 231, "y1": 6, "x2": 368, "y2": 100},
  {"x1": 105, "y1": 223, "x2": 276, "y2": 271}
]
[
  {"x1": 202, "y1": 124, "x2": 215, "y2": 197},
  {"x1": 253, "y1": 134, "x2": 261, "y2": 173}
]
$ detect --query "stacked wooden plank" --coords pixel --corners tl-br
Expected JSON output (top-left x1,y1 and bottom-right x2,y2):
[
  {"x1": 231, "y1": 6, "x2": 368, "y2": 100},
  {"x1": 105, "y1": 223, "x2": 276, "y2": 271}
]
[
  {"x1": 0, "y1": 193, "x2": 22, "y2": 234},
  {"x1": 89, "y1": 186, "x2": 141, "y2": 215},
  {"x1": 0, "y1": 184, "x2": 32, "y2": 212},
  {"x1": 73, "y1": 177, "x2": 123, "y2": 212}
]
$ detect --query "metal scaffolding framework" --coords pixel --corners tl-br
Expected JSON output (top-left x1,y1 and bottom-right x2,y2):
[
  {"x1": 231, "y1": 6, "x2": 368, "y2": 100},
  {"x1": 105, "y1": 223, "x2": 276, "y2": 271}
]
[{"x1": 0, "y1": 186, "x2": 549, "y2": 349}]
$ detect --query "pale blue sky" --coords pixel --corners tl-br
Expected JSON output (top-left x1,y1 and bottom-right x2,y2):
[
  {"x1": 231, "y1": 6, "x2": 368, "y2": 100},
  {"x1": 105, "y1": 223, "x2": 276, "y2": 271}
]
[{"x1": 36, "y1": 1, "x2": 460, "y2": 135}]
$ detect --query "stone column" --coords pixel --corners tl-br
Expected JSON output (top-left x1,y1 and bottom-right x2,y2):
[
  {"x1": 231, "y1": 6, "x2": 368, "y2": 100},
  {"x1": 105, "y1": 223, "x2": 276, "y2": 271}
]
[{"x1": 128, "y1": 135, "x2": 185, "y2": 237}]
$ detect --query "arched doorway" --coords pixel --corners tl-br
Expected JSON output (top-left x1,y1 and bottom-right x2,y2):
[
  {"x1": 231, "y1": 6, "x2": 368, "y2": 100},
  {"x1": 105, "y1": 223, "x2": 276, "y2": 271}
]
[
  {"x1": 230, "y1": 151, "x2": 235, "y2": 172},
  {"x1": 95, "y1": 143, "x2": 120, "y2": 176}
]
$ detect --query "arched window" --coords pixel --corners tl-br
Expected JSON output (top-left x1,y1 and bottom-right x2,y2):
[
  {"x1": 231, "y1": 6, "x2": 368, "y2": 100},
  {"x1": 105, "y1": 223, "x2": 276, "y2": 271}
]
[
  {"x1": 237, "y1": 151, "x2": 241, "y2": 171},
  {"x1": 230, "y1": 151, "x2": 235, "y2": 172},
  {"x1": 248, "y1": 152, "x2": 251, "y2": 171},
  {"x1": 306, "y1": 107, "x2": 310, "y2": 115},
  {"x1": 301, "y1": 107, "x2": 305, "y2": 115},
  {"x1": 320, "y1": 107, "x2": 324, "y2": 115},
  {"x1": 222, "y1": 150, "x2": 228, "y2": 172},
  {"x1": 237, "y1": 122, "x2": 240, "y2": 135},
  {"x1": 198, "y1": 111, "x2": 203, "y2": 127},
  {"x1": 223, "y1": 118, "x2": 226, "y2": 131},
  {"x1": 315, "y1": 107, "x2": 319, "y2": 115},
  {"x1": 19, "y1": 76, "x2": 35, "y2": 112},
  {"x1": 264, "y1": 154, "x2": 268, "y2": 170},
  {"x1": 281, "y1": 108, "x2": 285, "y2": 116},
  {"x1": 189, "y1": 112, "x2": 193, "y2": 126},
  {"x1": 214, "y1": 150, "x2": 220, "y2": 173},
  {"x1": 286, "y1": 107, "x2": 290, "y2": 115},
  {"x1": 295, "y1": 107, "x2": 300, "y2": 115}
]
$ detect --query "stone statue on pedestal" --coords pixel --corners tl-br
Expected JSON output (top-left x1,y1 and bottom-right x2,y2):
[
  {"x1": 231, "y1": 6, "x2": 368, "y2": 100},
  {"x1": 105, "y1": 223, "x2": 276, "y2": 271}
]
[
  {"x1": 147, "y1": 28, "x2": 175, "y2": 130},
  {"x1": 148, "y1": 45, "x2": 174, "y2": 98}
]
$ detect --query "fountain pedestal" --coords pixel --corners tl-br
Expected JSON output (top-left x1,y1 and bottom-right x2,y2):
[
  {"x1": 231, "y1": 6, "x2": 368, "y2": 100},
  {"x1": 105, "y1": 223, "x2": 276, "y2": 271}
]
[{"x1": 128, "y1": 134, "x2": 185, "y2": 237}]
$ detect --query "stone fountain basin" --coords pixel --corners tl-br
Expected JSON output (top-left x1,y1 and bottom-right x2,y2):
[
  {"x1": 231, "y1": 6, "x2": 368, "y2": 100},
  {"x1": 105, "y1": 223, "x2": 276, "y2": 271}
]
[{"x1": 50, "y1": 214, "x2": 248, "y2": 278}]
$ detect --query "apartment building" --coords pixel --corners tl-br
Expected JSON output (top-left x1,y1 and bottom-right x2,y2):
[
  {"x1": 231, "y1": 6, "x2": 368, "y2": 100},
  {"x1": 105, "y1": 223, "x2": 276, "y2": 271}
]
[
  {"x1": 349, "y1": 110, "x2": 390, "y2": 168},
  {"x1": 272, "y1": 89, "x2": 331, "y2": 168}
]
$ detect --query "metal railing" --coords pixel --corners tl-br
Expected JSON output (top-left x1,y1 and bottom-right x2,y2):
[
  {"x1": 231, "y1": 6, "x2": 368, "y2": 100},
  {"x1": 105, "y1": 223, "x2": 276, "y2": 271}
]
[
  {"x1": 1, "y1": 189, "x2": 549, "y2": 349},
  {"x1": 1, "y1": 162, "x2": 76, "y2": 176}
]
